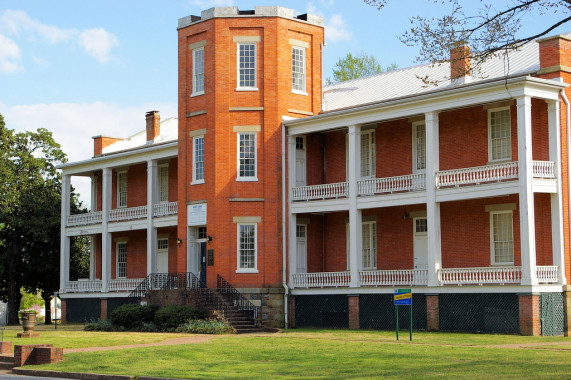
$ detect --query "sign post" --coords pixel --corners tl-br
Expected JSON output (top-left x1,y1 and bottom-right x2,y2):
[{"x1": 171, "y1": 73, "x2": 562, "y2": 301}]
[{"x1": 394, "y1": 288, "x2": 412, "y2": 341}]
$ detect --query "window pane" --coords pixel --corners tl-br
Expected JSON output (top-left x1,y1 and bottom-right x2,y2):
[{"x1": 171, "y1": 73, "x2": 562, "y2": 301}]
[
  {"x1": 492, "y1": 212, "x2": 514, "y2": 264},
  {"x1": 158, "y1": 238, "x2": 168, "y2": 250},
  {"x1": 238, "y1": 133, "x2": 256, "y2": 178},
  {"x1": 415, "y1": 124, "x2": 426, "y2": 171},
  {"x1": 118, "y1": 172, "x2": 127, "y2": 208},
  {"x1": 238, "y1": 44, "x2": 256, "y2": 88},
  {"x1": 490, "y1": 109, "x2": 511, "y2": 160},
  {"x1": 292, "y1": 46, "x2": 306, "y2": 92},
  {"x1": 159, "y1": 166, "x2": 168, "y2": 202},
  {"x1": 117, "y1": 242, "x2": 127, "y2": 278},
  {"x1": 193, "y1": 48, "x2": 204, "y2": 94},
  {"x1": 239, "y1": 224, "x2": 256, "y2": 269},
  {"x1": 194, "y1": 136, "x2": 204, "y2": 181}
]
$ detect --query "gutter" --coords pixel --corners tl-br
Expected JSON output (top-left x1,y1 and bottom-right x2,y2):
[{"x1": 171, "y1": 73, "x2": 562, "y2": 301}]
[{"x1": 282, "y1": 121, "x2": 289, "y2": 329}]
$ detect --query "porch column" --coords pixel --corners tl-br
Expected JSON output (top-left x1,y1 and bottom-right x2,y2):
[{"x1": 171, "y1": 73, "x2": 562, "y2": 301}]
[
  {"x1": 101, "y1": 167, "x2": 112, "y2": 292},
  {"x1": 287, "y1": 136, "x2": 297, "y2": 288},
  {"x1": 90, "y1": 174, "x2": 98, "y2": 212},
  {"x1": 59, "y1": 174, "x2": 71, "y2": 292},
  {"x1": 147, "y1": 160, "x2": 158, "y2": 275},
  {"x1": 517, "y1": 96, "x2": 538, "y2": 286},
  {"x1": 425, "y1": 112, "x2": 442, "y2": 287},
  {"x1": 89, "y1": 236, "x2": 96, "y2": 280},
  {"x1": 547, "y1": 100, "x2": 566, "y2": 284},
  {"x1": 348, "y1": 125, "x2": 362, "y2": 287}
]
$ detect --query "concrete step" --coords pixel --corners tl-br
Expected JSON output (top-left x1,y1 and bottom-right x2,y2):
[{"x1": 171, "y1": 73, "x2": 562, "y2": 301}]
[
  {"x1": 0, "y1": 355, "x2": 13, "y2": 363},
  {"x1": 0, "y1": 361, "x2": 15, "y2": 370}
]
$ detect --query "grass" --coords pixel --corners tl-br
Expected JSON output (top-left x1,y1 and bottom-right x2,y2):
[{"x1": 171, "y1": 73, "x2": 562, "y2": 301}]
[{"x1": 25, "y1": 329, "x2": 571, "y2": 379}]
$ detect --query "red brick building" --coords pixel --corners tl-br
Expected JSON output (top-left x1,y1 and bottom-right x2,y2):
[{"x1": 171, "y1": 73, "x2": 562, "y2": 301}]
[{"x1": 59, "y1": 6, "x2": 571, "y2": 335}]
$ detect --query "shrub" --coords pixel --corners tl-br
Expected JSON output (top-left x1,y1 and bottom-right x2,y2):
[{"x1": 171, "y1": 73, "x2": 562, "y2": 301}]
[
  {"x1": 84, "y1": 319, "x2": 113, "y2": 331},
  {"x1": 176, "y1": 319, "x2": 236, "y2": 334},
  {"x1": 138, "y1": 321, "x2": 158, "y2": 332},
  {"x1": 111, "y1": 303, "x2": 158, "y2": 330},
  {"x1": 154, "y1": 305, "x2": 204, "y2": 330}
]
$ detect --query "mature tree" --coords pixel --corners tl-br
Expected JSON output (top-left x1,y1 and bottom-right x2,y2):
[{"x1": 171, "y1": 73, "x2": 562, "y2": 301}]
[
  {"x1": 365, "y1": 0, "x2": 571, "y2": 82},
  {"x1": 0, "y1": 113, "x2": 87, "y2": 324},
  {"x1": 327, "y1": 52, "x2": 398, "y2": 84}
]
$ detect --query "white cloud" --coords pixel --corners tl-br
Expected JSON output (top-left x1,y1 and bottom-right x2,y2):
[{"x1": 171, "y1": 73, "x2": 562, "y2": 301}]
[
  {"x1": 318, "y1": 0, "x2": 335, "y2": 7},
  {"x1": 1, "y1": 101, "x2": 177, "y2": 207},
  {"x1": 0, "y1": 33, "x2": 23, "y2": 73},
  {"x1": 78, "y1": 28, "x2": 119, "y2": 63},
  {"x1": 324, "y1": 14, "x2": 352, "y2": 43},
  {"x1": 1, "y1": 10, "x2": 75, "y2": 44},
  {"x1": 31, "y1": 54, "x2": 49, "y2": 66}
]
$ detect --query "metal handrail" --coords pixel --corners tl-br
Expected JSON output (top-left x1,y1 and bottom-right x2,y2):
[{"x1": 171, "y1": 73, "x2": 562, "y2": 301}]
[{"x1": 217, "y1": 274, "x2": 259, "y2": 326}]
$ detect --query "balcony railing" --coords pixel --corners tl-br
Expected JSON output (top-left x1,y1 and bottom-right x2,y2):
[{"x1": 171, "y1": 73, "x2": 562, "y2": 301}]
[
  {"x1": 67, "y1": 211, "x2": 103, "y2": 227},
  {"x1": 108, "y1": 205, "x2": 148, "y2": 222},
  {"x1": 64, "y1": 279, "x2": 102, "y2": 293},
  {"x1": 532, "y1": 161, "x2": 556, "y2": 178},
  {"x1": 292, "y1": 182, "x2": 348, "y2": 201},
  {"x1": 436, "y1": 161, "x2": 519, "y2": 188},
  {"x1": 438, "y1": 266, "x2": 522, "y2": 285},
  {"x1": 292, "y1": 271, "x2": 350, "y2": 287},
  {"x1": 358, "y1": 173, "x2": 426, "y2": 196},
  {"x1": 536, "y1": 265, "x2": 559, "y2": 283},
  {"x1": 108, "y1": 278, "x2": 145, "y2": 292},
  {"x1": 360, "y1": 269, "x2": 428, "y2": 286},
  {"x1": 153, "y1": 201, "x2": 178, "y2": 217}
]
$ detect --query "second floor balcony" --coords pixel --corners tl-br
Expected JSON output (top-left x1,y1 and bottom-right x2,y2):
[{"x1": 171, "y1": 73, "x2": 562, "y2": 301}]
[{"x1": 66, "y1": 201, "x2": 178, "y2": 227}]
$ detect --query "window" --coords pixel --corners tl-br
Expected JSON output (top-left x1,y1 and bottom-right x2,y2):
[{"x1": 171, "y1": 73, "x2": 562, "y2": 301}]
[
  {"x1": 159, "y1": 164, "x2": 169, "y2": 203},
  {"x1": 361, "y1": 130, "x2": 376, "y2": 179},
  {"x1": 489, "y1": 108, "x2": 511, "y2": 161},
  {"x1": 237, "y1": 43, "x2": 257, "y2": 89},
  {"x1": 413, "y1": 122, "x2": 426, "y2": 172},
  {"x1": 346, "y1": 221, "x2": 377, "y2": 270},
  {"x1": 117, "y1": 171, "x2": 127, "y2": 208},
  {"x1": 158, "y1": 238, "x2": 168, "y2": 250},
  {"x1": 296, "y1": 136, "x2": 304, "y2": 150},
  {"x1": 237, "y1": 224, "x2": 257, "y2": 272},
  {"x1": 292, "y1": 46, "x2": 306, "y2": 93},
  {"x1": 490, "y1": 211, "x2": 514, "y2": 265},
  {"x1": 237, "y1": 133, "x2": 257, "y2": 181},
  {"x1": 192, "y1": 47, "x2": 204, "y2": 95},
  {"x1": 415, "y1": 218, "x2": 428, "y2": 234},
  {"x1": 198, "y1": 226, "x2": 207, "y2": 240},
  {"x1": 192, "y1": 136, "x2": 205, "y2": 184},
  {"x1": 116, "y1": 242, "x2": 127, "y2": 278}
]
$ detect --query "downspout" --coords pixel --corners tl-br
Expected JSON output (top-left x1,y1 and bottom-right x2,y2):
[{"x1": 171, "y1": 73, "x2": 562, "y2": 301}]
[
  {"x1": 282, "y1": 122, "x2": 289, "y2": 329},
  {"x1": 560, "y1": 88, "x2": 570, "y2": 283}
]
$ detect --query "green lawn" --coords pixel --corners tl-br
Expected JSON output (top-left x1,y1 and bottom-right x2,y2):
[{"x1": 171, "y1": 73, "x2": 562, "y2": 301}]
[{"x1": 25, "y1": 329, "x2": 571, "y2": 379}]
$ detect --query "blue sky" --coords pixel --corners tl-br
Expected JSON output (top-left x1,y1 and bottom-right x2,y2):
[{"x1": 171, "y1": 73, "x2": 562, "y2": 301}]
[{"x1": 0, "y1": 0, "x2": 568, "y2": 206}]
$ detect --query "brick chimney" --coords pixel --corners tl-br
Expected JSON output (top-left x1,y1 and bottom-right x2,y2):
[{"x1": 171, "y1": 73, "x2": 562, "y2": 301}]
[
  {"x1": 537, "y1": 35, "x2": 571, "y2": 76},
  {"x1": 92, "y1": 136, "x2": 120, "y2": 156},
  {"x1": 450, "y1": 44, "x2": 471, "y2": 84},
  {"x1": 146, "y1": 110, "x2": 160, "y2": 143}
]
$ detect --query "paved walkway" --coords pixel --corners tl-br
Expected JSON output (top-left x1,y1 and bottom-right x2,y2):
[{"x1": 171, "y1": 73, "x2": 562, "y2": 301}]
[{"x1": 64, "y1": 335, "x2": 214, "y2": 353}]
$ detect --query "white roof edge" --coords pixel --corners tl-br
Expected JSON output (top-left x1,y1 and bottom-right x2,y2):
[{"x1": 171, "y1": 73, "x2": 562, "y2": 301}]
[{"x1": 286, "y1": 75, "x2": 567, "y2": 127}]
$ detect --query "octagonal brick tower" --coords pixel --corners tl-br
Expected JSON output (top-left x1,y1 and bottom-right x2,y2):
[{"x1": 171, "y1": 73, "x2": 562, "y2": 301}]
[{"x1": 176, "y1": 6, "x2": 324, "y2": 326}]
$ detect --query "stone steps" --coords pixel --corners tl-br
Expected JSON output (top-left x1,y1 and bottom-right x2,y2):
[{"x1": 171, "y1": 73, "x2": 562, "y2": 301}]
[{"x1": 0, "y1": 354, "x2": 14, "y2": 370}]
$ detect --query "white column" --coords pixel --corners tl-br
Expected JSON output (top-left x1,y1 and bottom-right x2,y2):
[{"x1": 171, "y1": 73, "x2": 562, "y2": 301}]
[
  {"x1": 147, "y1": 160, "x2": 158, "y2": 275},
  {"x1": 59, "y1": 174, "x2": 71, "y2": 292},
  {"x1": 425, "y1": 111, "x2": 442, "y2": 287},
  {"x1": 348, "y1": 125, "x2": 362, "y2": 287},
  {"x1": 287, "y1": 136, "x2": 297, "y2": 288},
  {"x1": 89, "y1": 235, "x2": 96, "y2": 280},
  {"x1": 90, "y1": 174, "x2": 98, "y2": 212},
  {"x1": 517, "y1": 96, "x2": 538, "y2": 285},
  {"x1": 547, "y1": 100, "x2": 566, "y2": 284},
  {"x1": 101, "y1": 167, "x2": 112, "y2": 292}
]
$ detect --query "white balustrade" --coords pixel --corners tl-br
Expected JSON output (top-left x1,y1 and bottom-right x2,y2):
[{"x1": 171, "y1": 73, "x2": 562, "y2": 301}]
[
  {"x1": 439, "y1": 266, "x2": 522, "y2": 285},
  {"x1": 108, "y1": 278, "x2": 144, "y2": 292},
  {"x1": 108, "y1": 205, "x2": 148, "y2": 222},
  {"x1": 532, "y1": 161, "x2": 555, "y2": 178},
  {"x1": 358, "y1": 173, "x2": 426, "y2": 196},
  {"x1": 536, "y1": 266, "x2": 558, "y2": 283},
  {"x1": 359, "y1": 269, "x2": 428, "y2": 286},
  {"x1": 436, "y1": 161, "x2": 519, "y2": 188},
  {"x1": 292, "y1": 182, "x2": 348, "y2": 201},
  {"x1": 67, "y1": 211, "x2": 103, "y2": 227},
  {"x1": 292, "y1": 271, "x2": 350, "y2": 287},
  {"x1": 153, "y1": 201, "x2": 178, "y2": 217},
  {"x1": 64, "y1": 279, "x2": 102, "y2": 293}
]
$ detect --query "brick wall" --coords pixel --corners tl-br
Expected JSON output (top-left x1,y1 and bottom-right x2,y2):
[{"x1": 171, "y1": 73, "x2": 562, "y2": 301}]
[
  {"x1": 14, "y1": 345, "x2": 63, "y2": 366},
  {"x1": 426, "y1": 295, "x2": 439, "y2": 331},
  {"x1": 519, "y1": 294, "x2": 540, "y2": 336}
]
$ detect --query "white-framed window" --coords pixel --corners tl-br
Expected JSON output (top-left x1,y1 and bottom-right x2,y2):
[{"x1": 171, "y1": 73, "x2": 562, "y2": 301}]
[
  {"x1": 237, "y1": 223, "x2": 257, "y2": 272},
  {"x1": 346, "y1": 221, "x2": 377, "y2": 270},
  {"x1": 158, "y1": 164, "x2": 169, "y2": 203},
  {"x1": 292, "y1": 46, "x2": 306, "y2": 94},
  {"x1": 192, "y1": 47, "x2": 205, "y2": 96},
  {"x1": 413, "y1": 122, "x2": 426, "y2": 173},
  {"x1": 361, "y1": 130, "x2": 376, "y2": 179},
  {"x1": 116, "y1": 241, "x2": 127, "y2": 278},
  {"x1": 192, "y1": 136, "x2": 205, "y2": 184},
  {"x1": 237, "y1": 132, "x2": 257, "y2": 181},
  {"x1": 158, "y1": 238, "x2": 168, "y2": 250},
  {"x1": 237, "y1": 43, "x2": 257, "y2": 90},
  {"x1": 488, "y1": 107, "x2": 511, "y2": 162},
  {"x1": 490, "y1": 211, "x2": 514, "y2": 265},
  {"x1": 117, "y1": 170, "x2": 127, "y2": 208}
]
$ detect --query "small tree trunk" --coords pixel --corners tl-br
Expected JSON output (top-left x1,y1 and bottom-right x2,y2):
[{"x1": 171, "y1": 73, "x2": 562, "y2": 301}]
[
  {"x1": 7, "y1": 238, "x2": 21, "y2": 325},
  {"x1": 42, "y1": 292, "x2": 52, "y2": 324}
]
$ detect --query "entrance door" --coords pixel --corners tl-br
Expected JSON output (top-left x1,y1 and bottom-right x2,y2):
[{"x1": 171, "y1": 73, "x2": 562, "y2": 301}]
[
  {"x1": 157, "y1": 238, "x2": 169, "y2": 273},
  {"x1": 295, "y1": 136, "x2": 306, "y2": 187},
  {"x1": 296, "y1": 225, "x2": 307, "y2": 273},
  {"x1": 199, "y1": 242, "x2": 207, "y2": 285},
  {"x1": 413, "y1": 217, "x2": 428, "y2": 270}
]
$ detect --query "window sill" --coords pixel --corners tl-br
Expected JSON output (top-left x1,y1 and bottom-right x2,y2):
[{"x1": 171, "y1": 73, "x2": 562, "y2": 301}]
[
  {"x1": 236, "y1": 269, "x2": 259, "y2": 274},
  {"x1": 191, "y1": 179, "x2": 205, "y2": 185},
  {"x1": 236, "y1": 177, "x2": 258, "y2": 182},
  {"x1": 292, "y1": 90, "x2": 308, "y2": 96},
  {"x1": 235, "y1": 87, "x2": 258, "y2": 92},
  {"x1": 191, "y1": 91, "x2": 204, "y2": 97}
]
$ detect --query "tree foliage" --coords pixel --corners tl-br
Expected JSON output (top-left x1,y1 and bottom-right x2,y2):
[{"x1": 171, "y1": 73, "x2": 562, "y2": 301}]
[
  {"x1": 364, "y1": 0, "x2": 571, "y2": 82},
  {"x1": 0, "y1": 113, "x2": 88, "y2": 324},
  {"x1": 327, "y1": 52, "x2": 398, "y2": 84}
]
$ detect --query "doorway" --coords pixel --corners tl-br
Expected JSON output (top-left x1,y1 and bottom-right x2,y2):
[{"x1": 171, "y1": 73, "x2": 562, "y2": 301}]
[{"x1": 413, "y1": 217, "x2": 428, "y2": 270}]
